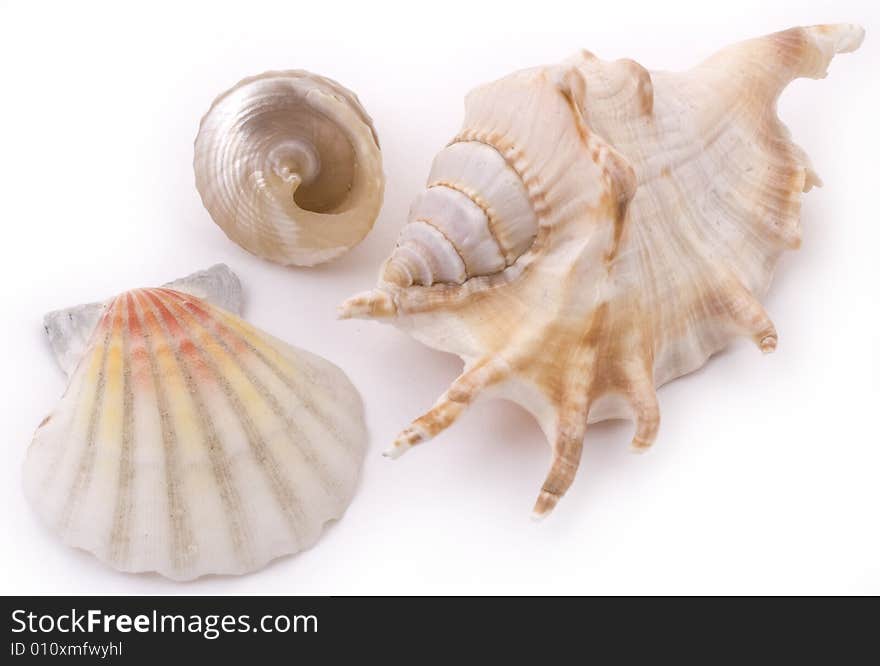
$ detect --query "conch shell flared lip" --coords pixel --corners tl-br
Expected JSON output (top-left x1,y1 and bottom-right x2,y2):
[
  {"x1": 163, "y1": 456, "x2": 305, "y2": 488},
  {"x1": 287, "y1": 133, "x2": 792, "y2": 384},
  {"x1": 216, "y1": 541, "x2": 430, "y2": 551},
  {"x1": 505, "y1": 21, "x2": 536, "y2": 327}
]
[{"x1": 341, "y1": 23, "x2": 865, "y2": 517}]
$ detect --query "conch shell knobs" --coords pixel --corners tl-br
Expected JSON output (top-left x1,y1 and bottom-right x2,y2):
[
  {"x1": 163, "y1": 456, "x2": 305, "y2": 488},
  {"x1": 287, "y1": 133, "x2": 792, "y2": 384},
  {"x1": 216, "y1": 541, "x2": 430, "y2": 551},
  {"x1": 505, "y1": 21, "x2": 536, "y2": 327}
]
[
  {"x1": 341, "y1": 25, "x2": 864, "y2": 517},
  {"x1": 194, "y1": 71, "x2": 384, "y2": 266}
]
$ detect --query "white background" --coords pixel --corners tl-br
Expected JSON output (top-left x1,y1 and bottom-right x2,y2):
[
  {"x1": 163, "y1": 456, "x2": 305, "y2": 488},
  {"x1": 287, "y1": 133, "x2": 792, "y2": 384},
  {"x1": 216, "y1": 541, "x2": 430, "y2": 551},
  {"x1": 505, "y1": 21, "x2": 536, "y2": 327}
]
[{"x1": 0, "y1": 0, "x2": 876, "y2": 595}]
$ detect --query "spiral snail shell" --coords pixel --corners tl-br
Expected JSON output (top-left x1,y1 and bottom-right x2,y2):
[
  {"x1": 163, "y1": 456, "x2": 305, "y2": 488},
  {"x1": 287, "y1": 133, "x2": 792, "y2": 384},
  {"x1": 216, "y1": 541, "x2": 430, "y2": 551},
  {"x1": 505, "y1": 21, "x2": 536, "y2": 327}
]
[{"x1": 194, "y1": 71, "x2": 384, "y2": 266}]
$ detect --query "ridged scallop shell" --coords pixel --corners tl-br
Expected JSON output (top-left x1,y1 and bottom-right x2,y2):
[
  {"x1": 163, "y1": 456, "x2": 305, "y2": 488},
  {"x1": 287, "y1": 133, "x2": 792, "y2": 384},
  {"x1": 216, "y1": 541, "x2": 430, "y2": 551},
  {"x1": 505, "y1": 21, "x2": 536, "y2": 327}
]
[
  {"x1": 194, "y1": 71, "x2": 384, "y2": 266},
  {"x1": 341, "y1": 25, "x2": 864, "y2": 516},
  {"x1": 26, "y1": 281, "x2": 366, "y2": 580}
]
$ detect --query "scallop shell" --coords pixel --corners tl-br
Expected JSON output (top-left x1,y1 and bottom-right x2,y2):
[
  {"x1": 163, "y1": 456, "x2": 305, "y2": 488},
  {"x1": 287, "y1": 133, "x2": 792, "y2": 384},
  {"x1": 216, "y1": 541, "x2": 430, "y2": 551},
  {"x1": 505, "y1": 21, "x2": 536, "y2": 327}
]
[
  {"x1": 194, "y1": 71, "x2": 384, "y2": 266},
  {"x1": 340, "y1": 25, "x2": 864, "y2": 516},
  {"x1": 44, "y1": 264, "x2": 244, "y2": 377},
  {"x1": 26, "y1": 272, "x2": 366, "y2": 580}
]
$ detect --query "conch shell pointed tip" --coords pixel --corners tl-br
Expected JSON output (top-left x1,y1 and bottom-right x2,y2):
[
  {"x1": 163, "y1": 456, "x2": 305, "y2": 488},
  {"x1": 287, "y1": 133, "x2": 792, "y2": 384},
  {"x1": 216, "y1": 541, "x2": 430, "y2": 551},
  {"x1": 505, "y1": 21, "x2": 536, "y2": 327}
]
[
  {"x1": 812, "y1": 23, "x2": 865, "y2": 54},
  {"x1": 382, "y1": 444, "x2": 409, "y2": 460},
  {"x1": 532, "y1": 491, "x2": 561, "y2": 519},
  {"x1": 338, "y1": 290, "x2": 396, "y2": 320},
  {"x1": 759, "y1": 334, "x2": 778, "y2": 354}
]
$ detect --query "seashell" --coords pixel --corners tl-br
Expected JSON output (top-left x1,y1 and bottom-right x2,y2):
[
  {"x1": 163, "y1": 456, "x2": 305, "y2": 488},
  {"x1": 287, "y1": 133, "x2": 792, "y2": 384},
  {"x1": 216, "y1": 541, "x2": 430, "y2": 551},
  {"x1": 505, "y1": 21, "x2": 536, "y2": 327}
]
[
  {"x1": 340, "y1": 25, "x2": 864, "y2": 517},
  {"x1": 44, "y1": 264, "x2": 244, "y2": 377},
  {"x1": 26, "y1": 268, "x2": 366, "y2": 579},
  {"x1": 194, "y1": 71, "x2": 384, "y2": 266}
]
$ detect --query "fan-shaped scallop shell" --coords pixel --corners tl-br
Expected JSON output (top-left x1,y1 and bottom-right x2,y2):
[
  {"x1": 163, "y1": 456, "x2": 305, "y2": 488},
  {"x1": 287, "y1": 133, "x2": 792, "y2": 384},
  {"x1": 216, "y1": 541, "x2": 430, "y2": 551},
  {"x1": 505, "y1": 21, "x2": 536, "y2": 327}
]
[
  {"x1": 194, "y1": 70, "x2": 384, "y2": 266},
  {"x1": 25, "y1": 283, "x2": 366, "y2": 580},
  {"x1": 341, "y1": 24, "x2": 864, "y2": 516}
]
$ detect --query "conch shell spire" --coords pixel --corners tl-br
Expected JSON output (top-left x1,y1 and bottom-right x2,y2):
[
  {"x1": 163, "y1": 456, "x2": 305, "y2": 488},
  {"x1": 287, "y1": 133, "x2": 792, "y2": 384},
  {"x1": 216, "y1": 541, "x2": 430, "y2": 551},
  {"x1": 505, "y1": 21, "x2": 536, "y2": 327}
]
[{"x1": 340, "y1": 24, "x2": 864, "y2": 517}]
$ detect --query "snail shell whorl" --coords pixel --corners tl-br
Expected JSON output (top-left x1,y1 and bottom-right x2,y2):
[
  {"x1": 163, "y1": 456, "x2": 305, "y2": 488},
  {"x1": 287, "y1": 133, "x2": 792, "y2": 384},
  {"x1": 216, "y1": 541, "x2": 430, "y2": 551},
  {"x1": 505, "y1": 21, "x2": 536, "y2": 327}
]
[
  {"x1": 195, "y1": 71, "x2": 384, "y2": 266},
  {"x1": 382, "y1": 141, "x2": 537, "y2": 286}
]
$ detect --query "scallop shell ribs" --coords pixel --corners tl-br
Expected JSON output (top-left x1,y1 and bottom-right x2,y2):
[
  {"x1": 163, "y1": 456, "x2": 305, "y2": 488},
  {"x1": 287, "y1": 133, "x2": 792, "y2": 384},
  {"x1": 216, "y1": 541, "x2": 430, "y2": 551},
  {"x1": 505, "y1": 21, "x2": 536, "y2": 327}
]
[
  {"x1": 340, "y1": 25, "x2": 864, "y2": 516},
  {"x1": 26, "y1": 276, "x2": 366, "y2": 579}
]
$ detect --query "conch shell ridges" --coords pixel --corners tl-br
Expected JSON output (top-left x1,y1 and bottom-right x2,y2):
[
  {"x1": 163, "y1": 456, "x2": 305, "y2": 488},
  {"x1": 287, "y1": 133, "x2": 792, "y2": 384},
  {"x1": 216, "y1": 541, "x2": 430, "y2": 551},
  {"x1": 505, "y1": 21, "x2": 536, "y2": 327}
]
[{"x1": 340, "y1": 24, "x2": 864, "y2": 516}]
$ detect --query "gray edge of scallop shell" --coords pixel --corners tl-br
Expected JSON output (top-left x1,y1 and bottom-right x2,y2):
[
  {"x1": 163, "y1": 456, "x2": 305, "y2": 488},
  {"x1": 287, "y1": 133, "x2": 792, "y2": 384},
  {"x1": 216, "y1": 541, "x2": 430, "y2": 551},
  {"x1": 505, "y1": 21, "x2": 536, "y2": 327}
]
[{"x1": 43, "y1": 264, "x2": 243, "y2": 377}]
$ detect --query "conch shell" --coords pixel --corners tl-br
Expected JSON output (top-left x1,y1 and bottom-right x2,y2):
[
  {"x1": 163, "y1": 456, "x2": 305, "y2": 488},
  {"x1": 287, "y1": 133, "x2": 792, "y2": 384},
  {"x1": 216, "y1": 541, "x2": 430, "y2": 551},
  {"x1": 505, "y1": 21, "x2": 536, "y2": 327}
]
[
  {"x1": 194, "y1": 71, "x2": 384, "y2": 266},
  {"x1": 26, "y1": 266, "x2": 366, "y2": 579},
  {"x1": 341, "y1": 25, "x2": 864, "y2": 516}
]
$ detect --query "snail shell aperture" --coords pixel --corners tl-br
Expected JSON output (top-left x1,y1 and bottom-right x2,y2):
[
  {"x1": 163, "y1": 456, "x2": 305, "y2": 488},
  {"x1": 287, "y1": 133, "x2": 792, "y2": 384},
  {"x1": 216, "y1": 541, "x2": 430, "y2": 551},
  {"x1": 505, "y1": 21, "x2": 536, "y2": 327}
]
[{"x1": 194, "y1": 71, "x2": 384, "y2": 266}]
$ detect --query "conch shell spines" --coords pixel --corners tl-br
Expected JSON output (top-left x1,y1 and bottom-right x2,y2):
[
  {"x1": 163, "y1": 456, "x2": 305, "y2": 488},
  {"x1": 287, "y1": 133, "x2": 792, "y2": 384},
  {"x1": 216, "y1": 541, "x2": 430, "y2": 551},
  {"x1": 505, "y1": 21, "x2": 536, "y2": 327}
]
[{"x1": 341, "y1": 24, "x2": 864, "y2": 516}]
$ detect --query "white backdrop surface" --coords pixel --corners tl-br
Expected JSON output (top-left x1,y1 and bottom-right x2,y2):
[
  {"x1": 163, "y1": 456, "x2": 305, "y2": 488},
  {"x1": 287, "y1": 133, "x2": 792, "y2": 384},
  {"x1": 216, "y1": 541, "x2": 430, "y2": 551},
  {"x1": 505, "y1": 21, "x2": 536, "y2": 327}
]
[{"x1": 0, "y1": 0, "x2": 876, "y2": 594}]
